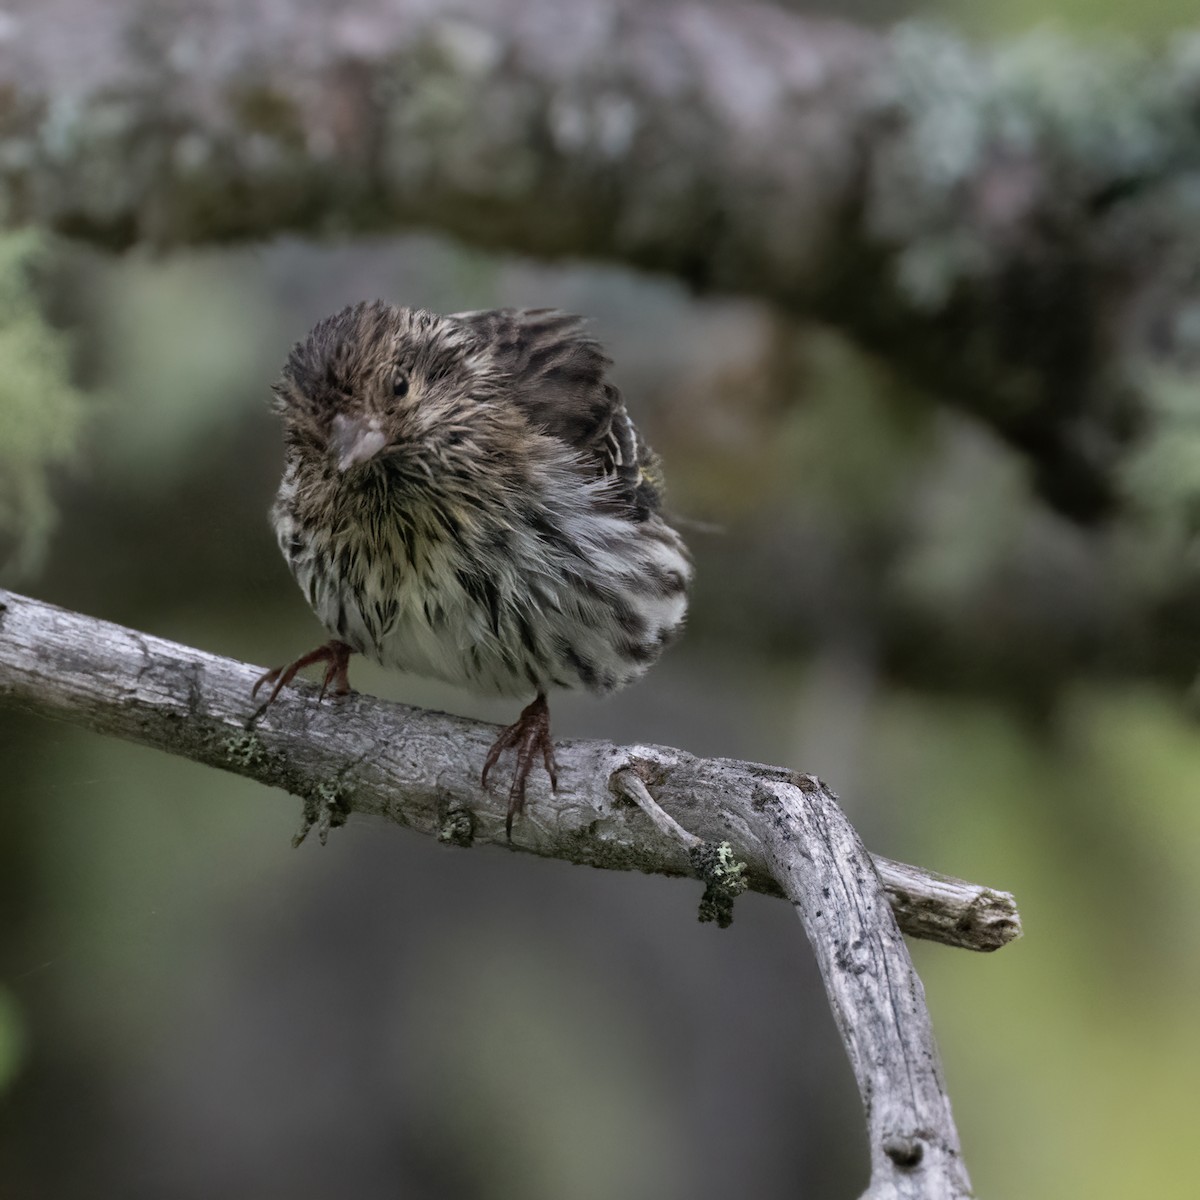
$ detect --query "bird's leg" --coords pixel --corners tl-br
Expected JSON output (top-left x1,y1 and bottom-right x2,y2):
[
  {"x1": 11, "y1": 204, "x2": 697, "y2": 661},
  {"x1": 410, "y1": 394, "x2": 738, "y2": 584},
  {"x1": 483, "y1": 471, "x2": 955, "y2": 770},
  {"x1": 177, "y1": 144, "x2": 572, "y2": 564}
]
[
  {"x1": 482, "y1": 693, "x2": 559, "y2": 838},
  {"x1": 252, "y1": 640, "x2": 354, "y2": 707}
]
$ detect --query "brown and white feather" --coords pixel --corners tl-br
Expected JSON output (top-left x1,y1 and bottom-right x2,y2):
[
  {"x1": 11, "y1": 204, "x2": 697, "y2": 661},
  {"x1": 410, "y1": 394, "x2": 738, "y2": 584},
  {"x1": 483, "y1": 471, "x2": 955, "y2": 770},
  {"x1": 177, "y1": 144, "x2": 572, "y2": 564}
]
[{"x1": 269, "y1": 302, "x2": 691, "y2": 700}]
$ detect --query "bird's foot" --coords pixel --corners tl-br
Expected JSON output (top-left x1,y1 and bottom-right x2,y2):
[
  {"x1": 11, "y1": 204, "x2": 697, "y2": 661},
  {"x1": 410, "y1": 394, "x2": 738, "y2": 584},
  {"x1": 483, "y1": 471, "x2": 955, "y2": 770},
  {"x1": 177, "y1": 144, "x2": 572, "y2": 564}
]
[
  {"x1": 252, "y1": 640, "x2": 354, "y2": 707},
  {"x1": 482, "y1": 693, "x2": 558, "y2": 838}
]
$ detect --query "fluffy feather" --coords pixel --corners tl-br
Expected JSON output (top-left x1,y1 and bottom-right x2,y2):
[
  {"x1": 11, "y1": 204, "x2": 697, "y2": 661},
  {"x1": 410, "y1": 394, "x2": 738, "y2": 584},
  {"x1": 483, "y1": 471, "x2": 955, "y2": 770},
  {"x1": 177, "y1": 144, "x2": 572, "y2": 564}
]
[{"x1": 268, "y1": 302, "x2": 691, "y2": 701}]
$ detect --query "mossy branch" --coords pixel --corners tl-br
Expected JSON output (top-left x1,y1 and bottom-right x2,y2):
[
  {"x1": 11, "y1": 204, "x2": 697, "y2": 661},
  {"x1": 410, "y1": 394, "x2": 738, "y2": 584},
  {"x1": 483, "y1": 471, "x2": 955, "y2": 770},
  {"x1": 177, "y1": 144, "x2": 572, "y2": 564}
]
[{"x1": 3, "y1": 1, "x2": 1200, "y2": 521}]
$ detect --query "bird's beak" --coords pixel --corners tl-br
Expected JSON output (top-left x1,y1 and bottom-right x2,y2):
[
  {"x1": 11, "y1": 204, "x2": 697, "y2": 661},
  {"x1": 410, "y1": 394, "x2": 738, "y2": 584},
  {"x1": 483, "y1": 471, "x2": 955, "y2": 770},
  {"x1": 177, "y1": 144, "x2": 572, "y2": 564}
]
[{"x1": 331, "y1": 413, "x2": 388, "y2": 472}]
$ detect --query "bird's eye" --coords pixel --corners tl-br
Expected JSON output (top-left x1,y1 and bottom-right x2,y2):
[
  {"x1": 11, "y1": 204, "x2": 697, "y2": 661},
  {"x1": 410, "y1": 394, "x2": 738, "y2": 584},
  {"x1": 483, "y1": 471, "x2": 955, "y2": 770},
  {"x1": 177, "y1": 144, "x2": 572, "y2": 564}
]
[{"x1": 392, "y1": 367, "x2": 409, "y2": 398}]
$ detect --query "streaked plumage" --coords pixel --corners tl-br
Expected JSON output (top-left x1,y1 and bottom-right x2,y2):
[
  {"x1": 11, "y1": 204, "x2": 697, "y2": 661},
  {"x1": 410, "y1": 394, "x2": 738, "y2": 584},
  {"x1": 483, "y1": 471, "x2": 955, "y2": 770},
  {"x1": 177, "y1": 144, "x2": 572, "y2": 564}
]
[{"x1": 257, "y1": 302, "x2": 691, "y2": 833}]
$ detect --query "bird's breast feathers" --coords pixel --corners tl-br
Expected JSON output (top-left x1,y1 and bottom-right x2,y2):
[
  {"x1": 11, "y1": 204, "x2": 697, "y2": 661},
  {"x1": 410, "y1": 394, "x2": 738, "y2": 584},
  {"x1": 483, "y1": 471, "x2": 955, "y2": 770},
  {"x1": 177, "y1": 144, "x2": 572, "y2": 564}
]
[{"x1": 274, "y1": 458, "x2": 690, "y2": 698}]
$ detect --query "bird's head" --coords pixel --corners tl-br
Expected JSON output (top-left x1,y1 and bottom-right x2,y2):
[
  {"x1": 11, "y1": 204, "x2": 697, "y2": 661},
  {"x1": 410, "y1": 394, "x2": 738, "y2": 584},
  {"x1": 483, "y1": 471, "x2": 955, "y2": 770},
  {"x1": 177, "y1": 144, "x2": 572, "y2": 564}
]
[{"x1": 271, "y1": 301, "x2": 501, "y2": 478}]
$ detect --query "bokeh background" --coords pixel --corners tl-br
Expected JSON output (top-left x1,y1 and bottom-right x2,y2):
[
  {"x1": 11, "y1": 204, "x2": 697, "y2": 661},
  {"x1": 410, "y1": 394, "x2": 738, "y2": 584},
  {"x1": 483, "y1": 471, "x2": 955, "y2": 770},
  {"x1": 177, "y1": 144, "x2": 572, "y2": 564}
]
[{"x1": 3, "y1": 2, "x2": 1200, "y2": 1198}]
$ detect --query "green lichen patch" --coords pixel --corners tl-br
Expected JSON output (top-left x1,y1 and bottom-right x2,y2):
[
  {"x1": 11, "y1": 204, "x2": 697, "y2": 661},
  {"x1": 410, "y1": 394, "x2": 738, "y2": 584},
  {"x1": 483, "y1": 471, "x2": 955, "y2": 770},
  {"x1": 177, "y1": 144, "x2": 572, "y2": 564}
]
[
  {"x1": 437, "y1": 804, "x2": 475, "y2": 848},
  {"x1": 294, "y1": 777, "x2": 353, "y2": 848},
  {"x1": 691, "y1": 841, "x2": 749, "y2": 929},
  {"x1": 220, "y1": 731, "x2": 272, "y2": 771}
]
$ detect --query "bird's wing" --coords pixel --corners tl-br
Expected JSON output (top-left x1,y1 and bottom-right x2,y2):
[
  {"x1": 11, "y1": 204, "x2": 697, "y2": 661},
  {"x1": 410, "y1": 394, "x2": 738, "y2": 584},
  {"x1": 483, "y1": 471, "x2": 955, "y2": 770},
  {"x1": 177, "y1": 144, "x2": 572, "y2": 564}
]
[{"x1": 450, "y1": 308, "x2": 664, "y2": 520}]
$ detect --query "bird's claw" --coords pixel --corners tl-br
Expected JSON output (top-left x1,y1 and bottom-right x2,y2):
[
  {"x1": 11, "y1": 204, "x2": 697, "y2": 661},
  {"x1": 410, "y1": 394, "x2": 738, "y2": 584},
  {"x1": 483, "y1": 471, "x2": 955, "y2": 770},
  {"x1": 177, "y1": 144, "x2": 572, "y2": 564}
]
[
  {"x1": 482, "y1": 694, "x2": 558, "y2": 838},
  {"x1": 252, "y1": 640, "x2": 354, "y2": 708}
]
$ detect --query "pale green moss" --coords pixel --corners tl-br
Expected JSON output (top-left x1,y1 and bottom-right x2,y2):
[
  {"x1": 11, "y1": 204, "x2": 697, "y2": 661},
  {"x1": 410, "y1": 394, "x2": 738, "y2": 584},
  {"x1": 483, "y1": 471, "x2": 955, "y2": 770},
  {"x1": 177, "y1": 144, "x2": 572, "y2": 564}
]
[
  {"x1": 0, "y1": 233, "x2": 85, "y2": 576},
  {"x1": 691, "y1": 841, "x2": 749, "y2": 929},
  {"x1": 295, "y1": 778, "x2": 354, "y2": 848},
  {"x1": 221, "y1": 732, "x2": 272, "y2": 771}
]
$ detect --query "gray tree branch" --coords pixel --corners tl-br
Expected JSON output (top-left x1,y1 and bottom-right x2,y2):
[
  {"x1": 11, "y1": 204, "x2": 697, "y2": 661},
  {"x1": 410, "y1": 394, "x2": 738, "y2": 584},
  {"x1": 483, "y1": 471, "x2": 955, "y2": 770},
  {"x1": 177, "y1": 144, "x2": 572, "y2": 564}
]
[
  {"x1": 3, "y1": 0, "x2": 1200, "y2": 521},
  {"x1": 0, "y1": 587, "x2": 1013, "y2": 1196},
  {"x1": 0, "y1": 588, "x2": 1020, "y2": 951}
]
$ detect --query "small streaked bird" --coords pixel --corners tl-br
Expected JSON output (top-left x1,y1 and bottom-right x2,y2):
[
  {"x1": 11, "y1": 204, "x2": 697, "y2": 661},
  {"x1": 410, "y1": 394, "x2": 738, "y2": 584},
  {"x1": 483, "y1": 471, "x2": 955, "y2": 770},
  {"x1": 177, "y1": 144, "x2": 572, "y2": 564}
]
[{"x1": 255, "y1": 302, "x2": 691, "y2": 835}]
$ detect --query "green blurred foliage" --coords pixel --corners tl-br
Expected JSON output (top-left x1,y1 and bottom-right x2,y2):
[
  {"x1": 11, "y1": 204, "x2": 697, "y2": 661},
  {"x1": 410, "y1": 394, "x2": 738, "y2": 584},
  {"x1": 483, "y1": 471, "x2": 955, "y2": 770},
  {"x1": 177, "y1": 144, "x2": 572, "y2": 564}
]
[
  {"x1": 0, "y1": 233, "x2": 85, "y2": 576},
  {"x1": 895, "y1": 686, "x2": 1200, "y2": 1200},
  {"x1": 935, "y1": 0, "x2": 1199, "y2": 38},
  {"x1": 402, "y1": 938, "x2": 683, "y2": 1200},
  {"x1": 1122, "y1": 368, "x2": 1200, "y2": 543},
  {"x1": 0, "y1": 984, "x2": 26, "y2": 1096},
  {"x1": 91, "y1": 253, "x2": 284, "y2": 489}
]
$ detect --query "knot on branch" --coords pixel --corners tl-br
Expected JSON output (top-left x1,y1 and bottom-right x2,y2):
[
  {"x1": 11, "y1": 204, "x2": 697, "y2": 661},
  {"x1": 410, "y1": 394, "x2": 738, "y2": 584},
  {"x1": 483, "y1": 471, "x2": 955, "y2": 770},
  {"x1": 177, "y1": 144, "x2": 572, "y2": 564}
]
[{"x1": 882, "y1": 1133, "x2": 925, "y2": 1170}]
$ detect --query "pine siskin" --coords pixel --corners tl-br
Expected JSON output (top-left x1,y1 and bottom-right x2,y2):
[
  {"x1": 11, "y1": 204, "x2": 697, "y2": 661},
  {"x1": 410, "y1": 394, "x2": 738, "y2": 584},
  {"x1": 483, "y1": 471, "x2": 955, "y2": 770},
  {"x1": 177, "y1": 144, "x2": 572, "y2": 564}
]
[{"x1": 254, "y1": 303, "x2": 692, "y2": 836}]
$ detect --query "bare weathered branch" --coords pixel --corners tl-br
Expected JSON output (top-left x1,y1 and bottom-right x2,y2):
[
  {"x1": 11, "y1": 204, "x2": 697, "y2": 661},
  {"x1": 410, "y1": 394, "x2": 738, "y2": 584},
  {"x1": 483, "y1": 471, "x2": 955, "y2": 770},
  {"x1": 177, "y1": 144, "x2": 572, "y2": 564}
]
[
  {"x1": 3, "y1": 1, "x2": 1200, "y2": 520},
  {"x1": 758, "y1": 776, "x2": 972, "y2": 1198},
  {"x1": 0, "y1": 586, "x2": 1000, "y2": 1196},
  {"x1": 0, "y1": 588, "x2": 1020, "y2": 951}
]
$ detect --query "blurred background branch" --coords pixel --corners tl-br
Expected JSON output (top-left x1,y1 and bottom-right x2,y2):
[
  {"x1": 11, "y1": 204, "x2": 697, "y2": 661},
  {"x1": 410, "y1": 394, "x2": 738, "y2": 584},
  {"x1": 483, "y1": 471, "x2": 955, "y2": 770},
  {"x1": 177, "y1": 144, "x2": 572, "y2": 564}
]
[{"x1": 3, "y1": 0, "x2": 1200, "y2": 520}]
